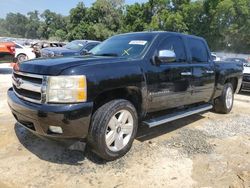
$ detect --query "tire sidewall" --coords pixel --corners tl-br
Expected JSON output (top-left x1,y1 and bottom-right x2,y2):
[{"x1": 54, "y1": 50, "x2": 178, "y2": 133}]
[
  {"x1": 222, "y1": 83, "x2": 234, "y2": 113},
  {"x1": 17, "y1": 54, "x2": 27, "y2": 63},
  {"x1": 93, "y1": 100, "x2": 138, "y2": 160}
]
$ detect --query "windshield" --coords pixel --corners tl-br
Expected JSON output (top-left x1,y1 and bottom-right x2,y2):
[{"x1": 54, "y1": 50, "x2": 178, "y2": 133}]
[
  {"x1": 90, "y1": 34, "x2": 155, "y2": 58},
  {"x1": 65, "y1": 41, "x2": 85, "y2": 51}
]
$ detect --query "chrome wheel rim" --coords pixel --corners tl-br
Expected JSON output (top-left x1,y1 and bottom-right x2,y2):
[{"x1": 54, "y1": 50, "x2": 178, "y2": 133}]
[
  {"x1": 226, "y1": 87, "x2": 233, "y2": 109},
  {"x1": 105, "y1": 110, "x2": 134, "y2": 152},
  {"x1": 18, "y1": 55, "x2": 27, "y2": 62}
]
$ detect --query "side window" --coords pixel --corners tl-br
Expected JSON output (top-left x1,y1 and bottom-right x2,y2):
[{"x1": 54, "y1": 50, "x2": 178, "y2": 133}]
[
  {"x1": 85, "y1": 43, "x2": 98, "y2": 51},
  {"x1": 15, "y1": 44, "x2": 22, "y2": 49},
  {"x1": 158, "y1": 36, "x2": 187, "y2": 63},
  {"x1": 188, "y1": 38, "x2": 208, "y2": 63}
]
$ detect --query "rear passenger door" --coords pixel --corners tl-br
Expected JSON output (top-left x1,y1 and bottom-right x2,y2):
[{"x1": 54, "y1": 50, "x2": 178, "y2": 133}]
[{"x1": 187, "y1": 38, "x2": 215, "y2": 103}]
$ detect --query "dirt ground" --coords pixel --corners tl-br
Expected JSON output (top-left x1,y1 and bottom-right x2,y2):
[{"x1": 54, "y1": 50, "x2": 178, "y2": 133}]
[{"x1": 0, "y1": 66, "x2": 250, "y2": 188}]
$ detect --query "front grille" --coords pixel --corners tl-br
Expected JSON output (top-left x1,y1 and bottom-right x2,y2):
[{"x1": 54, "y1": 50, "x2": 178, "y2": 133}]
[
  {"x1": 13, "y1": 85, "x2": 41, "y2": 101},
  {"x1": 242, "y1": 82, "x2": 250, "y2": 91},
  {"x1": 243, "y1": 74, "x2": 250, "y2": 82},
  {"x1": 12, "y1": 71, "x2": 46, "y2": 103},
  {"x1": 13, "y1": 72, "x2": 42, "y2": 84}
]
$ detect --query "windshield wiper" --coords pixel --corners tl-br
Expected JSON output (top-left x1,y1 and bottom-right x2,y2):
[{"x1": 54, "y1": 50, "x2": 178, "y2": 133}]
[{"x1": 94, "y1": 53, "x2": 118, "y2": 57}]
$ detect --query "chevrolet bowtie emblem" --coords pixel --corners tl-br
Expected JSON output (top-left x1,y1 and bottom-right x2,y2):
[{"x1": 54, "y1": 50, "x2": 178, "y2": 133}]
[{"x1": 16, "y1": 78, "x2": 23, "y2": 89}]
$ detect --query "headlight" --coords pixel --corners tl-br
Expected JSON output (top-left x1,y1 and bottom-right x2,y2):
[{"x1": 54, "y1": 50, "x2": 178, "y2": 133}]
[
  {"x1": 49, "y1": 51, "x2": 55, "y2": 57},
  {"x1": 47, "y1": 75, "x2": 87, "y2": 103}
]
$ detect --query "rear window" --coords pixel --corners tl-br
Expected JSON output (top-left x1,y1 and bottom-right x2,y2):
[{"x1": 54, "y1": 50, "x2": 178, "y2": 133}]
[
  {"x1": 15, "y1": 44, "x2": 22, "y2": 49},
  {"x1": 65, "y1": 41, "x2": 85, "y2": 51},
  {"x1": 188, "y1": 38, "x2": 208, "y2": 63}
]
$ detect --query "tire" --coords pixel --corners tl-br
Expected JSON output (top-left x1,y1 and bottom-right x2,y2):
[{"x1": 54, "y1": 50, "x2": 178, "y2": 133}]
[
  {"x1": 88, "y1": 99, "x2": 138, "y2": 161},
  {"x1": 213, "y1": 82, "x2": 234, "y2": 114},
  {"x1": 17, "y1": 54, "x2": 28, "y2": 63}
]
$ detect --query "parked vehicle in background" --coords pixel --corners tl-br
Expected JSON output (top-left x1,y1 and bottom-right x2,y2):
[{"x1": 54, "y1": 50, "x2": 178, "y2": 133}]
[
  {"x1": 225, "y1": 57, "x2": 248, "y2": 64},
  {"x1": 211, "y1": 53, "x2": 221, "y2": 61},
  {"x1": 31, "y1": 42, "x2": 66, "y2": 58},
  {"x1": 40, "y1": 40, "x2": 100, "y2": 58},
  {"x1": 15, "y1": 43, "x2": 36, "y2": 63},
  {"x1": 241, "y1": 62, "x2": 250, "y2": 92},
  {"x1": 0, "y1": 42, "x2": 15, "y2": 63},
  {"x1": 8, "y1": 32, "x2": 243, "y2": 161}
]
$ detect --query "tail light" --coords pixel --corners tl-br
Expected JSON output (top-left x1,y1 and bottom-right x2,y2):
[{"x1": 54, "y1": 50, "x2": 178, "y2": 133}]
[
  {"x1": 10, "y1": 46, "x2": 15, "y2": 54},
  {"x1": 7, "y1": 45, "x2": 15, "y2": 55}
]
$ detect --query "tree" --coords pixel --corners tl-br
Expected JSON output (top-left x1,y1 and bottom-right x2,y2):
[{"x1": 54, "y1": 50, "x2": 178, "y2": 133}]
[
  {"x1": 39, "y1": 10, "x2": 67, "y2": 39},
  {"x1": 25, "y1": 11, "x2": 41, "y2": 39},
  {"x1": 0, "y1": 0, "x2": 249, "y2": 53},
  {"x1": 88, "y1": 0, "x2": 124, "y2": 32},
  {"x1": 0, "y1": 19, "x2": 10, "y2": 37},
  {"x1": 67, "y1": 2, "x2": 89, "y2": 41},
  {"x1": 161, "y1": 11, "x2": 188, "y2": 32},
  {"x1": 211, "y1": 0, "x2": 250, "y2": 53},
  {"x1": 122, "y1": 3, "x2": 148, "y2": 32},
  {"x1": 5, "y1": 13, "x2": 28, "y2": 37},
  {"x1": 181, "y1": 1, "x2": 207, "y2": 36}
]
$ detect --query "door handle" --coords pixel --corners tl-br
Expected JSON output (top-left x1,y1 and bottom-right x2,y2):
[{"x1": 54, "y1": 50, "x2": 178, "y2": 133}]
[
  {"x1": 206, "y1": 70, "x2": 214, "y2": 74},
  {"x1": 181, "y1": 72, "x2": 192, "y2": 76}
]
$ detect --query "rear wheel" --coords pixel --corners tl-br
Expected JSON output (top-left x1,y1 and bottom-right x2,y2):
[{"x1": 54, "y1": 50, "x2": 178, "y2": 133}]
[
  {"x1": 88, "y1": 99, "x2": 138, "y2": 161},
  {"x1": 214, "y1": 83, "x2": 234, "y2": 114}
]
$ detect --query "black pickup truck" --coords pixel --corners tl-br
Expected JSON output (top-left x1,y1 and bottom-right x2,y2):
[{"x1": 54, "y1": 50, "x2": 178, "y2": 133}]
[{"x1": 8, "y1": 32, "x2": 243, "y2": 160}]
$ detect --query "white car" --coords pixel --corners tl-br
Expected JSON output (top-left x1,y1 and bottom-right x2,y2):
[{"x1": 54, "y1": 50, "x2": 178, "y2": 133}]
[
  {"x1": 15, "y1": 43, "x2": 36, "y2": 63},
  {"x1": 211, "y1": 53, "x2": 221, "y2": 61},
  {"x1": 242, "y1": 62, "x2": 250, "y2": 92}
]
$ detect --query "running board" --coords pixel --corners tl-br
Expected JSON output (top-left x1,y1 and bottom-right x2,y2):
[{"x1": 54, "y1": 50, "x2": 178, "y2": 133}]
[{"x1": 143, "y1": 104, "x2": 213, "y2": 128}]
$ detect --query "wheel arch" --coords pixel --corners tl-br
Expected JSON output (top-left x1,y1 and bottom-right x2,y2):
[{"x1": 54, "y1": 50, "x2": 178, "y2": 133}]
[
  {"x1": 16, "y1": 53, "x2": 27, "y2": 57},
  {"x1": 225, "y1": 77, "x2": 238, "y2": 93},
  {"x1": 92, "y1": 87, "x2": 143, "y2": 118}
]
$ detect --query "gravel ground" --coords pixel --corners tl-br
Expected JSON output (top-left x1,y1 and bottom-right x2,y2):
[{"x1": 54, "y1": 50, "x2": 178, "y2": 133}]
[
  {"x1": 200, "y1": 114, "x2": 250, "y2": 138},
  {"x1": 0, "y1": 66, "x2": 250, "y2": 188},
  {"x1": 165, "y1": 128, "x2": 214, "y2": 156}
]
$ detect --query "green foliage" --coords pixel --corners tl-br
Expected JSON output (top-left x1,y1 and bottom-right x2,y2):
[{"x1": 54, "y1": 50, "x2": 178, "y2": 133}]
[
  {"x1": 0, "y1": 18, "x2": 11, "y2": 37},
  {"x1": 39, "y1": 10, "x2": 67, "y2": 39},
  {"x1": 0, "y1": 0, "x2": 249, "y2": 53},
  {"x1": 5, "y1": 13, "x2": 28, "y2": 37},
  {"x1": 25, "y1": 11, "x2": 41, "y2": 39}
]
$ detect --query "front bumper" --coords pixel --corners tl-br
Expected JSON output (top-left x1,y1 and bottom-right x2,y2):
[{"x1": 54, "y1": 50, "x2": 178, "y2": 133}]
[
  {"x1": 242, "y1": 74, "x2": 250, "y2": 92},
  {"x1": 8, "y1": 88, "x2": 93, "y2": 140},
  {"x1": 241, "y1": 81, "x2": 250, "y2": 92}
]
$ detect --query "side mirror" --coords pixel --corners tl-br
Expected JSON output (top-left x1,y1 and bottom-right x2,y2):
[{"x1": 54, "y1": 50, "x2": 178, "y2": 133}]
[
  {"x1": 157, "y1": 50, "x2": 176, "y2": 63},
  {"x1": 211, "y1": 55, "x2": 216, "y2": 61},
  {"x1": 81, "y1": 49, "x2": 89, "y2": 55}
]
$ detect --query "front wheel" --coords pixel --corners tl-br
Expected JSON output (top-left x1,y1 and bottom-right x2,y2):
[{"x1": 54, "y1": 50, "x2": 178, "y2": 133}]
[
  {"x1": 213, "y1": 83, "x2": 234, "y2": 114},
  {"x1": 88, "y1": 99, "x2": 138, "y2": 161}
]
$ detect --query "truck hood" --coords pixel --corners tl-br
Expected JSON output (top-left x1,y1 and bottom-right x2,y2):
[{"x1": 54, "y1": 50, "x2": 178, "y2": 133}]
[{"x1": 18, "y1": 56, "x2": 125, "y2": 75}]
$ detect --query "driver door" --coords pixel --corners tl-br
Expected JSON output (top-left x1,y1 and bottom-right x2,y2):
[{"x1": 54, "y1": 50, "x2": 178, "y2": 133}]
[{"x1": 146, "y1": 36, "x2": 193, "y2": 112}]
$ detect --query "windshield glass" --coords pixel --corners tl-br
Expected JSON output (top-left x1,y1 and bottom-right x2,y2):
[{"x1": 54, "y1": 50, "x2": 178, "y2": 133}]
[
  {"x1": 90, "y1": 34, "x2": 155, "y2": 58},
  {"x1": 65, "y1": 41, "x2": 85, "y2": 51}
]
